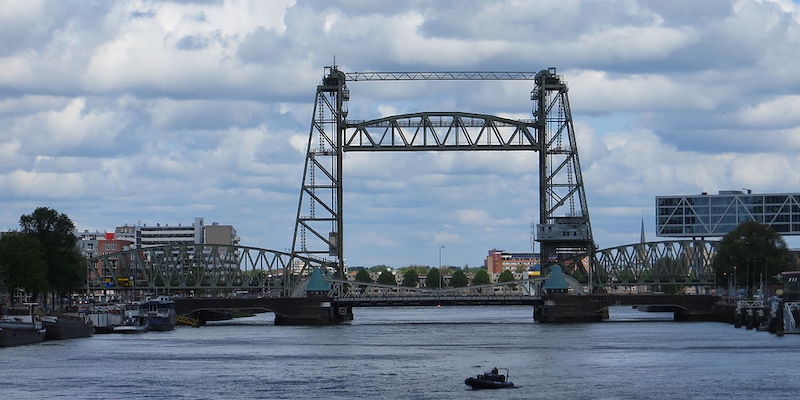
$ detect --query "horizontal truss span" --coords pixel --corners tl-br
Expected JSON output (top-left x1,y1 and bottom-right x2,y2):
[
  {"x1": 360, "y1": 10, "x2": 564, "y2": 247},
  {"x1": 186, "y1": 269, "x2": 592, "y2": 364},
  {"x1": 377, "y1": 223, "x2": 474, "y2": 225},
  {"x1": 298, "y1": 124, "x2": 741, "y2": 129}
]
[
  {"x1": 590, "y1": 240, "x2": 718, "y2": 287},
  {"x1": 346, "y1": 71, "x2": 538, "y2": 81},
  {"x1": 344, "y1": 112, "x2": 538, "y2": 152},
  {"x1": 87, "y1": 244, "x2": 327, "y2": 292}
]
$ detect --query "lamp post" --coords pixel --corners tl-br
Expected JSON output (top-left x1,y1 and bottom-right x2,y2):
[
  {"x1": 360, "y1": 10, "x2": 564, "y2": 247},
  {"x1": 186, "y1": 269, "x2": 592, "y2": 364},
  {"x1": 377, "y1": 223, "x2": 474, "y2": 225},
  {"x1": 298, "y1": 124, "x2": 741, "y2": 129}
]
[
  {"x1": 438, "y1": 245, "x2": 445, "y2": 289},
  {"x1": 738, "y1": 235, "x2": 748, "y2": 298}
]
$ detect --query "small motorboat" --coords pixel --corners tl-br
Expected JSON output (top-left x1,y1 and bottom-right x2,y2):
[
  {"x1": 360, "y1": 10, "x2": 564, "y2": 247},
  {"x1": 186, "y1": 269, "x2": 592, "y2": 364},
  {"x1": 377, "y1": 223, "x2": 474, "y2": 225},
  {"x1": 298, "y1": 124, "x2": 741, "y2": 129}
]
[{"x1": 465, "y1": 367, "x2": 515, "y2": 389}]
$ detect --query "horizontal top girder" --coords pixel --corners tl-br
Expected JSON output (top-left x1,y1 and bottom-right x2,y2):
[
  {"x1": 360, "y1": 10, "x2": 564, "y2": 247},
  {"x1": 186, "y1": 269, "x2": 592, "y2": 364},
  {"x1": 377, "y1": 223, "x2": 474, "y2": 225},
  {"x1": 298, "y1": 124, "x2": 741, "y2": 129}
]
[
  {"x1": 345, "y1": 71, "x2": 538, "y2": 81},
  {"x1": 346, "y1": 112, "x2": 535, "y2": 128}
]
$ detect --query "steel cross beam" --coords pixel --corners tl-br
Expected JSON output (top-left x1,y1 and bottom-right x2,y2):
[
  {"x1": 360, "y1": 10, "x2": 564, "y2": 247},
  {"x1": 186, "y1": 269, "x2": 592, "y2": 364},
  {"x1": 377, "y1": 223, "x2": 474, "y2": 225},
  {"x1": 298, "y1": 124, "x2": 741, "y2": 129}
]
[{"x1": 345, "y1": 71, "x2": 537, "y2": 81}]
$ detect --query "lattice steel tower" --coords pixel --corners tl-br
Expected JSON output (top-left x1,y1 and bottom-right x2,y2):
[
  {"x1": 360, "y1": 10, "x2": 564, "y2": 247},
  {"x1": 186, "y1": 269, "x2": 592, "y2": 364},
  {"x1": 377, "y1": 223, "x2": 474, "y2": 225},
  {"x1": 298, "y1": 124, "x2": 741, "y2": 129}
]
[
  {"x1": 291, "y1": 66, "x2": 594, "y2": 279},
  {"x1": 533, "y1": 68, "x2": 594, "y2": 271}
]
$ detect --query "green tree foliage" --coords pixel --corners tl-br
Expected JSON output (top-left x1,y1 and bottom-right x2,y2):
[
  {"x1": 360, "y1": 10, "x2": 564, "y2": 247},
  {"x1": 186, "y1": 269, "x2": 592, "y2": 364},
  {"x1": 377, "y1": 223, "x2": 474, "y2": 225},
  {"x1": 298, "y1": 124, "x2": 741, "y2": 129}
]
[
  {"x1": 0, "y1": 232, "x2": 49, "y2": 299},
  {"x1": 472, "y1": 269, "x2": 491, "y2": 285},
  {"x1": 569, "y1": 267, "x2": 588, "y2": 284},
  {"x1": 497, "y1": 270, "x2": 515, "y2": 283},
  {"x1": 449, "y1": 269, "x2": 469, "y2": 287},
  {"x1": 398, "y1": 265, "x2": 429, "y2": 277},
  {"x1": 19, "y1": 207, "x2": 85, "y2": 294},
  {"x1": 713, "y1": 221, "x2": 790, "y2": 286},
  {"x1": 618, "y1": 269, "x2": 635, "y2": 283},
  {"x1": 354, "y1": 269, "x2": 372, "y2": 283},
  {"x1": 425, "y1": 268, "x2": 442, "y2": 289},
  {"x1": 377, "y1": 270, "x2": 397, "y2": 285},
  {"x1": 369, "y1": 264, "x2": 391, "y2": 273},
  {"x1": 401, "y1": 269, "x2": 419, "y2": 287}
]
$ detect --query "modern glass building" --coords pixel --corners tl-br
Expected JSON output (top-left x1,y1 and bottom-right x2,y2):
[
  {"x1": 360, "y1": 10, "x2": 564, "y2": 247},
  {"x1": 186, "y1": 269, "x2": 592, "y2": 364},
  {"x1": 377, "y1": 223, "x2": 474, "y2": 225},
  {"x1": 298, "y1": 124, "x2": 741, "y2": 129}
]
[{"x1": 656, "y1": 190, "x2": 800, "y2": 237}]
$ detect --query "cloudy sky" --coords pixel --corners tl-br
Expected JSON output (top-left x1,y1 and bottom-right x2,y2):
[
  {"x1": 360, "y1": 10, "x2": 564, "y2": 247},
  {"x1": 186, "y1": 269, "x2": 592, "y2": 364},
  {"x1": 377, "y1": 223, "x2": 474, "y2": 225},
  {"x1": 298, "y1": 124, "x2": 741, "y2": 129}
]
[{"x1": 2, "y1": 0, "x2": 800, "y2": 268}]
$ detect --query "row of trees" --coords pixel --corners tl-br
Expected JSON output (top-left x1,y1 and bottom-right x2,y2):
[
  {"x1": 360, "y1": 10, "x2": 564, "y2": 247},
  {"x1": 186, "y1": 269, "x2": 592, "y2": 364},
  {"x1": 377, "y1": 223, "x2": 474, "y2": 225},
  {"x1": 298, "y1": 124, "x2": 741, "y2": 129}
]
[
  {"x1": 0, "y1": 207, "x2": 85, "y2": 304},
  {"x1": 713, "y1": 221, "x2": 790, "y2": 287},
  {"x1": 353, "y1": 267, "x2": 518, "y2": 288}
]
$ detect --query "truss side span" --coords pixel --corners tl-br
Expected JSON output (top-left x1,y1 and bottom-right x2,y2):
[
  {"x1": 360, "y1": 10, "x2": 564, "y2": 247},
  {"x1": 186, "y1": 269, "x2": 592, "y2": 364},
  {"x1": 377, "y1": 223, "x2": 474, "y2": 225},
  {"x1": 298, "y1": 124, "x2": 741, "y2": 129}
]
[
  {"x1": 87, "y1": 244, "x2": 327, "y2": 293},
  {"x1": 559, "y1": 240, "x2": 718, "y2": 287},
  {"x1": 344, "y1": 112, "x2": 538, "y2": 151}
]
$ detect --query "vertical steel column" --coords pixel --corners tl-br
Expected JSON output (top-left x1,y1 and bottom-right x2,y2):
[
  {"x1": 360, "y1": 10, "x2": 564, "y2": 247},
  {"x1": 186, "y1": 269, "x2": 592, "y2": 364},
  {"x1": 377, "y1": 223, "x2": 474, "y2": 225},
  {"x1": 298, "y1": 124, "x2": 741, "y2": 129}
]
[
  {"x1": 335, "y1": 72, "x2": 346, "y2": 280},
  {"x1": 533, "y1": 68, "x2": 594, "y2": 282},
  {"x1": 290, "y1": 66, "x2": 349, "y2": 282},
  {"x1": 535, "y1": 71, "x2": 549, "y2": 263}
]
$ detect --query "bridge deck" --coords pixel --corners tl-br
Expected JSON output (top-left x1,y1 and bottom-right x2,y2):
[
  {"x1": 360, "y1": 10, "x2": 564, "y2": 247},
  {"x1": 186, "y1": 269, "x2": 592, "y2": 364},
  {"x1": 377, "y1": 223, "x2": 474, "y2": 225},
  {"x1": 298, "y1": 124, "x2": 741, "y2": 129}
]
[
  {"x1": 175, "y1": 294, "x2": 720, "y2": 315},
  {"x1": 334, "y1": 295, "x2": 542, "y2": 307}
]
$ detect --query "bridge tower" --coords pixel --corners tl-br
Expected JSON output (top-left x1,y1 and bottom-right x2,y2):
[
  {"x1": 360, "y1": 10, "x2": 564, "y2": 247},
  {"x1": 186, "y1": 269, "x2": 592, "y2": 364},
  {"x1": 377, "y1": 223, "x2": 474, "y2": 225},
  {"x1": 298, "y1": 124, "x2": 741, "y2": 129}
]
[
  {"x1": 291, "y1": 66, "x2": 594, "y2": 281},
  {"x1": 533, "y1": 68, "x2": 594, "y2": 275},
  {"x1": 290, "y1": 66, "x2": 349, "y2": 277}
]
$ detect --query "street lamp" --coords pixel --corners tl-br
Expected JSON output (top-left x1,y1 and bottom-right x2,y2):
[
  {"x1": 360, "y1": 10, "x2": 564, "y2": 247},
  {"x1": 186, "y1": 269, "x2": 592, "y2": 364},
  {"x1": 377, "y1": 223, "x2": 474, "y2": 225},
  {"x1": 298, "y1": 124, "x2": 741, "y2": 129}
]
[{"x1": 438, "y1": 245, "x2": 445, "y2": 289}]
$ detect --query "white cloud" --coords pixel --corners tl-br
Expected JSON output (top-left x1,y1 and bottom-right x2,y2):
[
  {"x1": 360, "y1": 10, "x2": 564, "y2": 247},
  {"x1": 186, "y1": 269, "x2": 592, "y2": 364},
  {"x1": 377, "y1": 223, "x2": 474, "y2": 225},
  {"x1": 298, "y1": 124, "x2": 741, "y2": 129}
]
[
  {"x1": 7, "y1": 97, "x2": 129, "y2": 156},
  {"x1": 0, "y1": 170, "x2": 88, "y2": 199},
  {"x1": 568, "y1": 70, "x2": 716, "y2": 113},
  {"x1": 739, "y1": 95, "x2": 800, "y2": 128}
]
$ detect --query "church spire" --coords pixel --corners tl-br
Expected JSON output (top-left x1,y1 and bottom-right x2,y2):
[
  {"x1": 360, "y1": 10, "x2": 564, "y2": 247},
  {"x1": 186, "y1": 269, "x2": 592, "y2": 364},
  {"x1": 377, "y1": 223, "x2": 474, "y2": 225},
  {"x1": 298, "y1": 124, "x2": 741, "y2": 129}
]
[{"x1": 640, "y1": 217, "x2": 646, "y2": 244}]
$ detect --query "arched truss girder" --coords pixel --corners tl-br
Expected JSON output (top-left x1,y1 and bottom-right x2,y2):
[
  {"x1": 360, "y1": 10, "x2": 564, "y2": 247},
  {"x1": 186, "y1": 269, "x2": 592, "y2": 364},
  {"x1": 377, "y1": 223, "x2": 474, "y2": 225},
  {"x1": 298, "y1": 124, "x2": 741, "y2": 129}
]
[
  {"x1": 87, "y1": 244, "x2": 328, "y2": 293},
  {"x1": 571, "y1": 240, "x2": 719, "y2": 287},
  {"x1": 344, "y1": 112, "x2": 538, "y2": 152}
]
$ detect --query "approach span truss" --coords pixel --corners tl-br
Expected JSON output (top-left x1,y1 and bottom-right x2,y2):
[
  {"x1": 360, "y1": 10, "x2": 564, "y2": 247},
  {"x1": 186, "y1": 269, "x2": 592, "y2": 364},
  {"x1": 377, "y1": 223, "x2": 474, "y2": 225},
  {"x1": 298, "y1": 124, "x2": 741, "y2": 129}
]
[{"x1": 87, "y1": 244, "x2": 328, "y2": 294}]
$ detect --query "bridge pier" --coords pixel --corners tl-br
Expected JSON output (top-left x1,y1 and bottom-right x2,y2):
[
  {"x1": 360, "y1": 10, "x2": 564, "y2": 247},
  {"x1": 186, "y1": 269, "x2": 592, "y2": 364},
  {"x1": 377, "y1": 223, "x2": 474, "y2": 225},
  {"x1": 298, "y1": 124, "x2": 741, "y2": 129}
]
[
  {"x1": 534, "y1": 294, "x2": 720, "y2": 323},
  {"x1": 271, "y1": 298, "x2": 353, "y2": 326},
  {"x1": 533, "y1": 296, "x2": 608, "y2": 323}
]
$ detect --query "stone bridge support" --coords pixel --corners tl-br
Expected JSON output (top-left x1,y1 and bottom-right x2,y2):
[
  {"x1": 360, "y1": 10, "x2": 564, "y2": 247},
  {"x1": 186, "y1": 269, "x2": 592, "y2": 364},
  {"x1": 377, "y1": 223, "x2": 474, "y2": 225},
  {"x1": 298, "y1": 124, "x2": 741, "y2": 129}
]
[{"x1": 533, "y1": 294, "x2": 721, "y2": 323}]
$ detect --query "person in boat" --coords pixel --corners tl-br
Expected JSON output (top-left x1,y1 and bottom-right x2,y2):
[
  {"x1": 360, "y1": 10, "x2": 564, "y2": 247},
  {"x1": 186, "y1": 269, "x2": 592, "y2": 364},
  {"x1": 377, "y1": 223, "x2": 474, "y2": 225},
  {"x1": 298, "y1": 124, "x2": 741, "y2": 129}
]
[{"x1": 491, "y1": 367, "x2": 499, "y2": 376}]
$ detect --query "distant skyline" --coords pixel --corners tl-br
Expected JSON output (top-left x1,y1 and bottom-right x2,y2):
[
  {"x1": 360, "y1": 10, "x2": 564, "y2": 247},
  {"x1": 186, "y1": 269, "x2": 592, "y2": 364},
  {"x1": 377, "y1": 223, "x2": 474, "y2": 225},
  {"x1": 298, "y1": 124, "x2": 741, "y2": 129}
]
[{"x1": 1, "y1": 0, "x2": 800, "y2": 268}]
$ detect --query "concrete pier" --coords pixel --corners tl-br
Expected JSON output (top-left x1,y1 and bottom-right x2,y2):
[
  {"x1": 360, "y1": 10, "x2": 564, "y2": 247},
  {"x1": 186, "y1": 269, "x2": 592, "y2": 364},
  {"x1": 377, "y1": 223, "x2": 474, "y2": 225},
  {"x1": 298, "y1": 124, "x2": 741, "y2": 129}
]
[
  {"x1": 534, "y1": 294, "x2": 720, "y2": 323},
  {"x1": 270, "y1": 298, "x2": 353, "y2": 326}
]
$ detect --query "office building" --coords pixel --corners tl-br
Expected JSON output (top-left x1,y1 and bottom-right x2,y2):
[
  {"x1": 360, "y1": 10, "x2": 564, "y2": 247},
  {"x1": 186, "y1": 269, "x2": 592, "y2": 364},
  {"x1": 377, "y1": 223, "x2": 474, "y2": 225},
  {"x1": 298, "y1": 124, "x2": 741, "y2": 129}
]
[
  {"x1": 114, "y1": 217, "x2": 239, "y2": 249},
  {"x1": 656, "y1": 190, "x2": 800, "y2": 237},
  {"x1": 484, "y1": 249, "x2": 540, "y2": 280}
]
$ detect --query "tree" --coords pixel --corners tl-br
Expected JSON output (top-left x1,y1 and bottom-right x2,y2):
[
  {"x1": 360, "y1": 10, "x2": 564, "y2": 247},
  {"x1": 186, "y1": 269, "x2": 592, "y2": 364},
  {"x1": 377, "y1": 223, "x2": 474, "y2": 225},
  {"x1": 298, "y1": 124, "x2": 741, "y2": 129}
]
[
  {"x1": 401, "y1": 269, "x2": 419, "y2": 287},
  {"x1": 0, "y1": 232, "x2": 49, "y2": 301},
  {"x1": 377, "y1": 270, "x2": 397, "y2": 285},
  {"x1": 713, "y1": 221, "x2": 790, "y2": 287},
  {"x1": 472, "y1": 269, "x2": 491, "y2": 285},
  {"x1": 354, "y1": 269, "x2": 372, "y2": 283},
  {"x1": 19, "y1": 207, "x2": 85, "y2": 295},
  {"x1": 369, "y1": 264, "x2": 391, "y2": 273},
  {"x1": 497, "y1": 270, "x2": 515, "y2": 283},
  {"x1": 449, "y1": 269, "x2": 469, "y2": 287},
  {"x1": 569, "y1": 267, "x2": 588, "y2": 284},
  {"x1": 425, "y1": 268, "x2": 442, "y2": 289}
]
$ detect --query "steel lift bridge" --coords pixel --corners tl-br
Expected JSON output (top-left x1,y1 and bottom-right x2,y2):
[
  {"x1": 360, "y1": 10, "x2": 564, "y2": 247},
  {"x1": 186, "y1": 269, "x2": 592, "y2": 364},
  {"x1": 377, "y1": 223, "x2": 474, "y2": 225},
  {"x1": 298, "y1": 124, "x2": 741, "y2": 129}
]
[
  {"x1": 291, "y1": 66, "x2": 593, "y2": 281},
  {"x1": 87, "y1": 66, "x2": 718, "y2": 297}
]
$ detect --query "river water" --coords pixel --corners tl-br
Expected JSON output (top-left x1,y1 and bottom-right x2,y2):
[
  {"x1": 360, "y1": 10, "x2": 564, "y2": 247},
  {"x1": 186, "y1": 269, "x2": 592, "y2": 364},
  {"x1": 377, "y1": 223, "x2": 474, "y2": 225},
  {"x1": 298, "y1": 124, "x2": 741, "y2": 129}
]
[{"x1": 2, "y1": 306, "x2": 799, "y2": 399}]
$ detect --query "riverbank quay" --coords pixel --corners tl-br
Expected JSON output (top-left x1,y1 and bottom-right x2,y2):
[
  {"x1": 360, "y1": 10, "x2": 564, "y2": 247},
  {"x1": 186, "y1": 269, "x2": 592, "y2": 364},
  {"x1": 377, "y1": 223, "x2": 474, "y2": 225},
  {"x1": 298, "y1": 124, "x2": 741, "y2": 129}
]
[{"x1": 717, "y1": 296, "x2": 800, "y2": 336}]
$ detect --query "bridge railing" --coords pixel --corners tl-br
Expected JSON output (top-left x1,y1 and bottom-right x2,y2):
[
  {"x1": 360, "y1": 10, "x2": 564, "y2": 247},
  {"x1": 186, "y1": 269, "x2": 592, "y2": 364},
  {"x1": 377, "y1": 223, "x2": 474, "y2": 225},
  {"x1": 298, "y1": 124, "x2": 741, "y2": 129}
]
[{"x1": 324, "y1": 278, "x2": 545, "y2": 298}]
